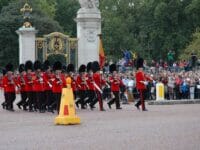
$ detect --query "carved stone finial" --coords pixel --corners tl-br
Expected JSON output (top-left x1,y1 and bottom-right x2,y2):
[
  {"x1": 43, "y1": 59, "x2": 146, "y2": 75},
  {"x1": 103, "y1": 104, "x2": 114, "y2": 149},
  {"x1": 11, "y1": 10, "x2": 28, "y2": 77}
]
[
  {"x1": 79, "y1": 0, "x2": 99, "y2": 9},
  {"x1": 20, "y1": 2, "x2": 33, "y2": 28}
]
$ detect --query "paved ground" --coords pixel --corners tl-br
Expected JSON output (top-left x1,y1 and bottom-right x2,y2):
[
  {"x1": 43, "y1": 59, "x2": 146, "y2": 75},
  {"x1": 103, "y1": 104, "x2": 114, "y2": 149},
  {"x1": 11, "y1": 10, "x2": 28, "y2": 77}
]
[{"x1": 0, "y1": 93, "x2": 200, "y2": 150}]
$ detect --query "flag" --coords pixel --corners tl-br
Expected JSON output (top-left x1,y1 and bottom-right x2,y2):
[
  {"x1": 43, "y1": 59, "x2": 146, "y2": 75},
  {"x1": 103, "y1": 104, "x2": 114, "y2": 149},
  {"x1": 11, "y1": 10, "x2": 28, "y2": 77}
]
[{"x1": 99, "y1": 35, "x2": 105, "y2": 69}]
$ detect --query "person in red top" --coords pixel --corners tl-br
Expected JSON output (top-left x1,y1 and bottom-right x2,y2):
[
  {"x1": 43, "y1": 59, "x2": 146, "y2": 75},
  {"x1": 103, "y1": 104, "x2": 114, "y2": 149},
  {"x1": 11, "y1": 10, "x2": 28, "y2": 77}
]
[
  {"x1": 90, "y1": 61, "x2": 106, "y2": 111},
  {"x1": 43, "y1": 60, "x2": 53, "y2": 112},
  {"x1": 85, "y1": 62, "x2": 96, "y2": 110},
  {"x1": 50, "y1": 61, "x2": 66, "y2": 113},
  {"x1": 2, "y1": 63, "x2": 16, "y2": 111},
  {"x1": 16, "y1": 64, "x2": 27, "y2": 110},
  {"x1": 135, "y1": 57, "x2": 150, "y2": 111},
  {"x1": 33, "y1": 60, "x2": 45, "y2": 113},
  {"x1": 76, "y1": 64, "x2": 87, "y2": 109},
  {"x1": 24, "y1": 60, "x2": 35, "y2": 112},
  {"x1": 107, "y1": 64, "x2": 123, "y2": 109},
  {"x1": 67, "y1": 64, "x2": 78, "y2": 101}
]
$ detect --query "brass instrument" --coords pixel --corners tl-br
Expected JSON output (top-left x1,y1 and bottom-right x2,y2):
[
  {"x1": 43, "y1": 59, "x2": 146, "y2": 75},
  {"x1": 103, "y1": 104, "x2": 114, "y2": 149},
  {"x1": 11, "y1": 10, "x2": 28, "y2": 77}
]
[
  {"x1": 27, "y1": 73, "x2": 33, "y2": 84},
  {"x1": 8, "y1": 73, "x2": 15, "y2": 85},
  {"x1": 20, "y1": 74, "x2": 26, "y2": 86},
  {"x1": 113, "y1": 75, "x2": 120, "y2": 85},
  {"x1": 55, "y1": 73, "x2": 63, "y2": 85},
  {"x1": 36, "y1": 72, "x2": 43, "y2": 84},
  {"x1": 81, "y1": 74, "x2": 89, "y2": 89}
]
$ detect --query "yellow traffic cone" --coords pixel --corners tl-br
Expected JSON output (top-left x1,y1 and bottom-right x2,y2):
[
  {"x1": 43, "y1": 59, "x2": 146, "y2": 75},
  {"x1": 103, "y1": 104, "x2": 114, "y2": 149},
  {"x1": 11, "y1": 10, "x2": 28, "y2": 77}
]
[{"x1": 54, "y1": 77, "x2": 81, "y2": 125}]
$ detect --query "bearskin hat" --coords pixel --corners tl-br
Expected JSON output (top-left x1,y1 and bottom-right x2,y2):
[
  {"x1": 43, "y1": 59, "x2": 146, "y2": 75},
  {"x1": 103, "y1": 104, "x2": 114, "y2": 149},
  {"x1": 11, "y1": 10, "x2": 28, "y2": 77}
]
[
  {"x1": 5, "y1": 63, "x2": 14, "y2": 72},
  {"x1": 2, "y1": 69, "x2": 6, "y2": 75},
  {"x1": 79, "y1": 64, "x2": 86, "y2": 73},
  {"x1": 62, "y1": 65, "x2": 67, "y2": 73},
  {"x1": 87, "y1": 62, "x2": 93, "y2": 72},
  {"x1": 43, "y1": 60, "x2": 51, "y2": 71},
  {"x1": 34, "y1": 60, "x2": 42, "y2": 71},
  {"x1": 53, "y1": 61, "x2": 62, "y2": 71},
  {"x1": 19, "y1": 64, "x2": 25, "y2": 73},
  {"x1": 25, "y1": 60, "x2": 33, "y2": 71},
  {"x1": 109, "y1": 64, "x2": 117, "y2": 73},
  {"x1": 136, "y1": 57, "x2": 144, "y2": 70},
  {"x1": 92, "y1": 61, "x2": 100, "y2": 73},
  {"x1": 67, "y1": 64, "x2": 75, "y2": 73}
]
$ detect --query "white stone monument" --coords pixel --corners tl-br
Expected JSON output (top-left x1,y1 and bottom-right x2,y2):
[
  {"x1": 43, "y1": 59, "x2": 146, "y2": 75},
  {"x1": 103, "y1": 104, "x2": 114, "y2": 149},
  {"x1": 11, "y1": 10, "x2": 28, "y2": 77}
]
[
  {"x1": 76, "y1": 0, "x2": 101, "y2": 66},
  {"x1": 16, "y1": 27, "x2": 37, "y2": 64},
  {"x1": 16, "y1": 2, "x2": 37, "y2": 64}
]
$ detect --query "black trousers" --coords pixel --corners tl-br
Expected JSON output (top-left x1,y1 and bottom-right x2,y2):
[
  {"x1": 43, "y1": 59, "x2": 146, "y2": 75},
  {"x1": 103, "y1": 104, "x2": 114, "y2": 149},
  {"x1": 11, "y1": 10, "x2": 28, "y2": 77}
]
[
  {"x1": 135, "y1": 89, "x2": 146, "y2": 110},
  {"x1": 77, "y1": 90, "x2": 86, "y2": 108},
  {"x1": 45, "y1": 90, "x2": 53, "y2": 108},
  {"x1": 85, "y1": 90, "x2": 96, "y2": 105},
  {"x1": 51, "y1": 93, "x2": 61, "y2": 113},
  {"x1": 108, "y1": 91, "x2": 120, "y2": 108},
  {"x1": 17, "y1": 91, "x2": 27, "y2": 107},
  {"x1": 27, "y1": 91, "x2": 35, "y2": 110},
  {"x1": 36, "y1": 91, "x2": 45, "y2": 111},
  {"x1": 5, "y1": 92, "x2": 16, "y2": 110}
]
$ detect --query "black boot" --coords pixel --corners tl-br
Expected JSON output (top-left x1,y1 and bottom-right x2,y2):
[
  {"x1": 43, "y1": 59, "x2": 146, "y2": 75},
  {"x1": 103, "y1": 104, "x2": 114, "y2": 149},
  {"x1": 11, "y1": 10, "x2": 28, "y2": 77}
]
[
  {"x1": 17, "y1": 103, "x2": 22, "y2": 109},
  {"x1": 1, "y1": 102, "x2": 5, "y2": 109}
]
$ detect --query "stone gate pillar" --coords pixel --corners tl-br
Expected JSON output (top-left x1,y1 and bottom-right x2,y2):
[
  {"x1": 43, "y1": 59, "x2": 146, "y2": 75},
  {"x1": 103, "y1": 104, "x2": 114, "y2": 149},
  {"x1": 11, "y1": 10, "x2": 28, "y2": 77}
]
[
  {"x1": 16, "y1": 27, "x2": 37, "y2": 64},
  {"x1": 76, "y1": 0, "x2": 101, "y2": 66},
  {"x1": 16, "y1": 2, "x2": 38, "y2": 64}
]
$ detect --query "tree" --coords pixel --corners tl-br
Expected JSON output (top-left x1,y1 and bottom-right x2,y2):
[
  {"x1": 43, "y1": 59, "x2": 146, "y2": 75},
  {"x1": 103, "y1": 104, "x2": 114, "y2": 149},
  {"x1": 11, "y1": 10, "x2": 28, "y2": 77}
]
[
  {"x1": 0, "y1": 0, "x2": 63, "y2": 68},
  {"x1": 54, "y1": 0, "x2": 79, "y2": 36},
  {"x1": 179, "y1": 30, "x2": 200, "y2": 60}
]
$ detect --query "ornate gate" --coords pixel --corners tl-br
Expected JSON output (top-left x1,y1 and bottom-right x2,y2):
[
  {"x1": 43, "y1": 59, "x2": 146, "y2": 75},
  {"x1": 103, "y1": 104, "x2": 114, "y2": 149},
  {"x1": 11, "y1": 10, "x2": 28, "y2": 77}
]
[{"x1": 36, "y1": 32, "x2": 78, "y2": 67}]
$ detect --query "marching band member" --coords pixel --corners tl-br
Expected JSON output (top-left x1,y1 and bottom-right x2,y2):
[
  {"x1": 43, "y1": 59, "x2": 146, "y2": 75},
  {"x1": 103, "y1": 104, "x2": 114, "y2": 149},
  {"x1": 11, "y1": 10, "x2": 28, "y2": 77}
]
[
  {"x1": 2, "y1": 63, "x2": 16, "y2": 111},
  {"x1": 90, "y1": 61, "x2": 106, "y2": 111},
  {"x1": 51, "y1": 61, "x2": 66, "y2": 113},
  {"x1": 67, "y1": 64, "x2": 78, "y2": 101},
  {"x1": 33, "y1": 60, "x2": 45, "y2": 113},
  {"x1": 76, "y1": 65, "x2": 87, "y2": 109},
  {"x1": 16, "y1": 64, "x2": 27, "y2": 110},
  {"x1": 135, "y1": 57, "x2": 151, "y2": 111},
  {"x1": 24, "y1": 61, "x2": 35, "y2": 112},
  {"x1": 85, "y1": 62, "x2": 96, "y2": 110},
  {"x1": 107, "y1": 64, "x2": 124, "y2": 109},
  {"x1": 43, "y1": 60, "x2": 53, "y2": 112}
]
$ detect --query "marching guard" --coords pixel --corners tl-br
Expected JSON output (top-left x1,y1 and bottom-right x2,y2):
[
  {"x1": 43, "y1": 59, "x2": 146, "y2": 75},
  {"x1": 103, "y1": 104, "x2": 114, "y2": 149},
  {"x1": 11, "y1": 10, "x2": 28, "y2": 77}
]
[
  {"x1": 2, "y1": 63, "x2": 16, "y2": 111},
  {"x1": 85, "y1": 62, "x2": 96, "y2": 110},
  {"x1": 76, "y1": 65, "x2": 87, "y2": 109},
  {"x1": 33, "y1": 60, "x2": 45, "y2": 113},
  {"x1": 107, "y1": 64, "x2": 124, "y2": 109},
  {"x1": 43, "y1": 60, "x2": 53, "y2": 112},
  {"x1": 24, "y1": 60, "x2": 35, "y2": 112},
  {"x1": 16, "y1": 64, "x2": 28, "y2": 110},
  {"x1": 135, "y1": 57, "x2": 151, "y2": 111},
  {"x1": 90, "y1": 61, "x2": 106, "y2": 111},
  {"x1": 51, "y1": 61, "x2": 66, "y2": 113}
]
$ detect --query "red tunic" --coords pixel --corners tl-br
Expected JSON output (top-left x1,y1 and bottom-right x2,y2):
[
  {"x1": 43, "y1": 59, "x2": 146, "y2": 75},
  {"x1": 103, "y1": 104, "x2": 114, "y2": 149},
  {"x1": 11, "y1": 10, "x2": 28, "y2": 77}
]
[
  {"x1": 109, "y1": 76, "x2": 124, "y2": 92},
  {"x1": 17, "y1": 74, "x2": 26, "y2": 92},
  {"x1": 43, "y1": 72, "x2": 53, "y2": 91},
  {"x1": 93, "y1": 73, "x2": 105, "y2": 91},
  {"x1": 52, "y1": 74, "x2": 66, "y2": 93},
  {"x1": 136, "y1": 71, "x2": 146, "y2": 90},
  {"x1": 86, "y1": 74, "x2": 95, "y2": 91},
  {"x1": 33, "y1": 73, "x2": 45, "y2": 92},
  {"x1": 76, "y1": 75, "x2": 88, "y2": 91},
  {"x1": 3, "y1": 75, "x2": 16, "y2": 93},
  {"x1": 24, "y1": 72, "x2": 34, "y2": 92}
]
